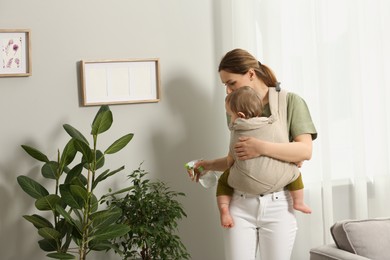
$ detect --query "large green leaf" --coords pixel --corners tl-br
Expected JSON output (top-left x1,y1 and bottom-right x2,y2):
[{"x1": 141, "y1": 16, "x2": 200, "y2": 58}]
[
  {"x1": 46, "y1": 252, "x2": 75, "y2": 259},
  {"x1": 41, "y1": 161, "x2": 59, "y2": 180},
  {"x1": 88, "y1": 239, "x2": 114, "y2": 251},
  {"x1": 59, "y1": 139, "x2": 77, "y2": 170},
  {"x1": 70, "y1": 185, "x2": 88, "y2": 205},
  {"x1": 55, "y1": 205, "x2": 75, "y2": 225},
  {"x1": 90, "y1": 193, "x2": 98, "y2": 213},
  {"x1": 69, "y1": 175, "x2": 87, "y2": 188},
  {"x1": 92, "y1": 166, "x2": 124, "y2": 189},
  {"x1": 38, "y1": 227, "x2": 61, "y2": 240},
  {"x1": 92, "y1": 169, "x2": 109, "y2": 190},
  {"x1": 21, "y1": 145, "x2": 49, "y2": 162},
  {"x1": 63, "y1": 124, "x2": 89, "y2": 145},
  {"x1": 56, "y1": 218, "x2": 72, "y2": 241},
  {"x1": 94, "y1": 150, "x2": 105, "y2": 170},
  {"x1": 91, "y1": 224, "x2": 130, "y2": 241},
  {"x1": 35, "y1": 194, "x2": 61, "y2": 211},
  {"x1": 55, "y1": 205, "x2": 80, "y2": 232},
  {"x1": 92, "y1": 105, "x2": 110, "y2": 122},
  {"x1": 73, "y1": 209, "x2": 83, "y2": 223},
  {"x1": 91, "y1": 107, "x2": 113, "y2": 135},
  {"x1": 73, "y1": 140, "x2": 92, "y2": 163},
  {"x1": 64, "y1": 163, "x2": 84, "y2": 184},
  {"x1": 23, "y1": 214, "x2": 53, "y2": 229},
  {"x1": 71, "y1": 221, "x2": 83, "y2": 240},
  {"x1": 90, "y1": 207, "x2": 122, "y2": 229},
  {"x1": 104, "y1": 133, "x2": 134, "y2": 154},
  {"x1": 60, "y1": 184, "x2": 85, "y2": 209},
  {"x1": 38, "y1": 238, "x2": 57, "y2": 252},
  {"x1": 17, "y1": 175, "x2": 49, "y2": 199}
]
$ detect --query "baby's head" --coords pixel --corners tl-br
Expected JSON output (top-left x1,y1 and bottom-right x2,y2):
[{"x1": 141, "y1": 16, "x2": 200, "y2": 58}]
[{"x1": 225, "y1": 86, "x2": 263, "y2": 122}]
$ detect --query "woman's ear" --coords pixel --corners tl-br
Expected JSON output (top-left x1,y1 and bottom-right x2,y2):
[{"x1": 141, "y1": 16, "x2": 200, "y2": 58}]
[
  {"x1": 248, "y1": 69, "x2": 255, "y2": 81},
  {"x1": 238, "y1": 112, "x2": 246, "y2": 118}
]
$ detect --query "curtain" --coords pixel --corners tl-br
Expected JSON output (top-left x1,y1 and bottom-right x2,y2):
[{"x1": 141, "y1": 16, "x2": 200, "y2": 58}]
[{"x1": 216, "y1": 0, "x2": 390, "y2": 258}]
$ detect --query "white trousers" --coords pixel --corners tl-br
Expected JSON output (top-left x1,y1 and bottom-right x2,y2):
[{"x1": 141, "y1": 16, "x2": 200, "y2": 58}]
[{"x1": 223, "y1": 190, "x2": 297, "y2": 260}]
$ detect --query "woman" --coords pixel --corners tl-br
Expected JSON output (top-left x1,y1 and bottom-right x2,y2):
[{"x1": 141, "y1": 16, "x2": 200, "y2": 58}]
[{"x1": 193, "y1": 48, "x2": 317, "y2": 260}]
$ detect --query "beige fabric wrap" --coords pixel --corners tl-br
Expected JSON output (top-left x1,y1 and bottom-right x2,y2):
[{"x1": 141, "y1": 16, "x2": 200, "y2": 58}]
[{"x1": 227, "y1": 88, "x2": 300, "y2": 195}]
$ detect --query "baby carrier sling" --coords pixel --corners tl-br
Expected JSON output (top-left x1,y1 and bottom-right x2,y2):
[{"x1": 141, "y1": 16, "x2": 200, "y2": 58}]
[{"x1": 227, "y1": 87, "x2": 300, "y2": 195}]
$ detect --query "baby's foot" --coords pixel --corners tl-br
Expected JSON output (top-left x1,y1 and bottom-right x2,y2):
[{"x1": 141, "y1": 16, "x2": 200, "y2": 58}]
[
  {"x1": 220, "y1": 207, "x2": 234, "y2": 228},
  {"x1": 293, "y1": 203, "x2": 312, "y2": 214}
]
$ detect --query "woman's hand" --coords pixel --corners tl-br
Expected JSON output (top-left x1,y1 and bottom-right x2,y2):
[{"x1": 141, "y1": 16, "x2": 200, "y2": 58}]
[
  {"x1": 193, "y1": 160, "x2": 210, "y2": 182},
  {"x1": 186, "y1": 160, "x2": 211, "y2": 182},
  {"x1": 186, "y1": 157, "x2": 231, "y2": 182},
  {"x1": 234, "y1": 136, "x2": 263, "y2": 160}
]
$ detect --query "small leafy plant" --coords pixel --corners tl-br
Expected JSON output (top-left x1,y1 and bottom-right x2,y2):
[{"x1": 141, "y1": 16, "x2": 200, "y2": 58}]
[
  {"x1": 17, "y1": 105, "x2": 133, "y2": 260},
  {"x1": 105, "y1": 165, "x2": 190, "y2": 260}
]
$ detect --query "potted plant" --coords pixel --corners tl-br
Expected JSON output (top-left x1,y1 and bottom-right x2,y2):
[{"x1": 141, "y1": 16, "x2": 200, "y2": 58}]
[
  {"x1": 17, "y1": 105, "x2": 134, "y2": 260},
  {"x1": 104, "y1": 165, "x2": 190, "y2": 260}
]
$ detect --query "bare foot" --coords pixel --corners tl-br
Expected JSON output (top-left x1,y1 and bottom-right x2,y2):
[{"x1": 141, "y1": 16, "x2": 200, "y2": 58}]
[
  {"x1": 220, "y1": 207, "x2": 234, "y2": 228},
  {"x1": 293, "y1": 203, "x2": 312, "y2": 214}
]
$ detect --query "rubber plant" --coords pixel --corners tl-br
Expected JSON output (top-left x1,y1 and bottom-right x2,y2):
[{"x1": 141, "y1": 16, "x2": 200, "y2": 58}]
[{"x1": 17, "y1": 105, "x2": 133, "y2": 260}]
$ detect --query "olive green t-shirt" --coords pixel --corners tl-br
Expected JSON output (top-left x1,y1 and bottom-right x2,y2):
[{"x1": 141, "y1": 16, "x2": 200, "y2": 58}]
[{"x1": 270, "y1": 92, "x2": 317, "y2": 141}]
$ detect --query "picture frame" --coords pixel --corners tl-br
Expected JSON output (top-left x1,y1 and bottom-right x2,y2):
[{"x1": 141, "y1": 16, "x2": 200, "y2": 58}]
[
  {"x1": 81, "y1": 59, "x2": 161, "y2": 106},
  {"x1": 0, "y1": 29, "x2": 31, "y2": 77}
]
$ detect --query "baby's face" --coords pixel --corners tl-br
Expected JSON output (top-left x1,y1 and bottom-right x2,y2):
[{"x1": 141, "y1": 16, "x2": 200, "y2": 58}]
[{"x1": 225, "y1": 102, "x2": 239, "y2": 123}]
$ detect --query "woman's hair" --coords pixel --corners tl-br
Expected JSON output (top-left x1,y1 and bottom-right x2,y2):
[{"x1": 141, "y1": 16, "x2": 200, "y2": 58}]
[
  {"x1": 218, "y1": 48, "x2": 279, "y2": 88},
  {"x1": 226, "y1": 86, "x2": 263, "y2": 119}
]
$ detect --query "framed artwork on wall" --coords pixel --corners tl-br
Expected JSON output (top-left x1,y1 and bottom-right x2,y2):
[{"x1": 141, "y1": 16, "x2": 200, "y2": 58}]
[
  {"x1": 81, "y1": 58, "x2": 161, "y2": 106},
  {"x1": 0, "y1": 29, "x2": 31, "y2": 77}
]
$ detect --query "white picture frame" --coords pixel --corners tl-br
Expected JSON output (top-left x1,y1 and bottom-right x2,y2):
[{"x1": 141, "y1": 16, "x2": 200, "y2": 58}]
[{"x1": 81, "y1": 58, "x2": 161, "y2": 106}]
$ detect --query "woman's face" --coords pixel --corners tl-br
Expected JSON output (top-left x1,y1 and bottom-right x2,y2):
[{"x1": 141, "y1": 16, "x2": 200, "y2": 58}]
[{"x1": 220, "y1": 70, "x2": 253, "y2": 94}]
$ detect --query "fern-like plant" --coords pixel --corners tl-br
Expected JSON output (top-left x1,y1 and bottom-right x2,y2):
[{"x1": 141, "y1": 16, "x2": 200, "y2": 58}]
[{"x1": 17, "y1": 105, "x2": 133, "y2": 260}]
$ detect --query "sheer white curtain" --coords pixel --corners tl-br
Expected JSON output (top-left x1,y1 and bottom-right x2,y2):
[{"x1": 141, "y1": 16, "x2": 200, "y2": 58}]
[{"x1": 216, "y1": 0, "x2": 390, "y2": 259}]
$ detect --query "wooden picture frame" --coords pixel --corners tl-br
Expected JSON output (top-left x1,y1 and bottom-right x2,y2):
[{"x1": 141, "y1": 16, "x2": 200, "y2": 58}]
[
  {"x1": 81, "y1": 59, "x2": 161, "y2": 106},
  {"x1": 0, "y1": 29, "x2": 31, "y2": 77}
]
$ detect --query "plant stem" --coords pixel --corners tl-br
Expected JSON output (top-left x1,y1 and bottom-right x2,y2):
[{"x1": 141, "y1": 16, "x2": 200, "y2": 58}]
[
  {"x1": 79, "y1": 166, "x2": 92, "y2": 260},
  {"x1": 79, "y1": 135, "x2": 98, "y2": 260}
]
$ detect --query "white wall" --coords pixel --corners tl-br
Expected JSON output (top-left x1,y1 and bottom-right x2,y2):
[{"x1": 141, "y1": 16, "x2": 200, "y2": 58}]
[{"x1": 0, "y1": 0, "x2": 230, "y2": 259}]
